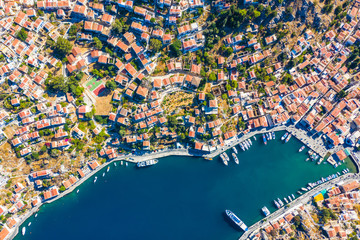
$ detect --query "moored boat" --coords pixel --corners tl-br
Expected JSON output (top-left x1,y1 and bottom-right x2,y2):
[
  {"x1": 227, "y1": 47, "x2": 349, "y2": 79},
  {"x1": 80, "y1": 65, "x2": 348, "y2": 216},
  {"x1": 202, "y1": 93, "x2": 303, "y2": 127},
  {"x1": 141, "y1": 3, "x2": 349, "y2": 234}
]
[
  {"x1": 225, "y1": 210, "x2": 248, "y2": 231},
  {"x1": 262, "y1": 206, "x2": 270, "y2": 216},
  {"x1": 224, "y1": 153, "x2": 230, "y2": 161},
  {"x1": 220, "y1": 154, "x2": 228, "y2": 166},
  {"x1": 94, "y1": 176, "x2": 97, "y2": 183},
  {"x1": 232, "y1": 153, "x2": 239, "y2": 164},
  {"x1": 107, "y1": 166, "x2": 110, "y2": 172},
  {"x1": 281, "y1": 132, "x2": 288, "y2": 141},
  {"x1": 22, "y1": 227, "x2": 26, "y2": 236},
  {"x1": 274, "y1": 200, "x2": 280, "y2": 209},
  {"x1": 137, "y1": 159, "x2": 159, "y2": 168},
  {"x1": 285, "y1": 134, "x2": 292, "y2": 143},
  {"x1": 232, "y1": 147, "x2": 238, "y2": 154},
  {"x1": 240, "y1": 143, "x2": 245, "y2": 151},
  {"x1": 299, "y1": 146, "x2": 305, "y2": 152},
  {"x1": 263, "y1": 134, "x2": 267, "y2": 145}
]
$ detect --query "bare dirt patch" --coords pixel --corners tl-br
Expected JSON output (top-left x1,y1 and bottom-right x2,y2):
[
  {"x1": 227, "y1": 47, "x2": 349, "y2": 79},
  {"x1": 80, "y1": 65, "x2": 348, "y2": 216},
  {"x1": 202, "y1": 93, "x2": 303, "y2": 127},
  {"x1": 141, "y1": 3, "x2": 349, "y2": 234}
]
[{"x1": 95, "y1": 93, "x2": 113, "y2": 116}]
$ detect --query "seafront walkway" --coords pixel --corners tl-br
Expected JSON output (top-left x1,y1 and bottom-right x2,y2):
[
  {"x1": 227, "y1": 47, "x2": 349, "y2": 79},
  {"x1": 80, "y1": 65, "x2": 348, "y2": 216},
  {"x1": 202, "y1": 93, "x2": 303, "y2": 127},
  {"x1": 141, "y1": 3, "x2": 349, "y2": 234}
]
[
  {"x1": 113, "y1": 149, "x2": 192, "y2": 163},
  {"x1": 205, "y1": 125, "x2": 287, "y2": 159},
  {"x1": 239, "y1": 173, "x2": 359, "y2": 240}
]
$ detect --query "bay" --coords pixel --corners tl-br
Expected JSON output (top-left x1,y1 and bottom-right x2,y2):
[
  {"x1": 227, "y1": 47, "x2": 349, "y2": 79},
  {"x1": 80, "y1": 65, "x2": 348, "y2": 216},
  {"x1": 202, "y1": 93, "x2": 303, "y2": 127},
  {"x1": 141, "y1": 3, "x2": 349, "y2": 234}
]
[{"x1": 14, "y1": 132, "x2": 355, "y2": 240}]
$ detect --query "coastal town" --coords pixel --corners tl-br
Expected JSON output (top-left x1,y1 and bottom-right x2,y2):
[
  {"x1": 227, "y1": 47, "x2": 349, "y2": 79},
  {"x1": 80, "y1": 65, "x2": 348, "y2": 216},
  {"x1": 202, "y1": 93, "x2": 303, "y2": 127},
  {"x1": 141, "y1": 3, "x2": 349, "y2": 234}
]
[{"x1": 0, "y1": 0, "x2": 360, "y2": 238}]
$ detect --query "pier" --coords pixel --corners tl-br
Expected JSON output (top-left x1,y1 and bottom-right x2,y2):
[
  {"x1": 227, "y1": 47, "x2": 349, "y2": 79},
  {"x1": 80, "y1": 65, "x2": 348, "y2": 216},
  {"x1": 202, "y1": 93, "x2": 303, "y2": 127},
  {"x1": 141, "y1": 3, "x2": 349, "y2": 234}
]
[{"x1": 239, "y1": 173, "x2": 359, "y2": 240}]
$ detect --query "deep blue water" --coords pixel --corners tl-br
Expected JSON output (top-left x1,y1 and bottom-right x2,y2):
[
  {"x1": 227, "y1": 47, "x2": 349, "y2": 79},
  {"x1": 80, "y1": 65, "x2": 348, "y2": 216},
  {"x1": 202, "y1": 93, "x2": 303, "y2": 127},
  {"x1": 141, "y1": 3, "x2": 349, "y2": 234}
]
[{"x1": 14, "y1": 132, "x2": 354, "y2": 240}]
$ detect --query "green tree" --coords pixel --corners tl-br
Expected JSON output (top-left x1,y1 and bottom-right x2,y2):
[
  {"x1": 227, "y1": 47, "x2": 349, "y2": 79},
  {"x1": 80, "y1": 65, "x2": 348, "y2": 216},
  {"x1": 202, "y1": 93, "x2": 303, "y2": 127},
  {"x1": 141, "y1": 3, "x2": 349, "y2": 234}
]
[
  {"x1": 54, "y1": 37, "x2": 72, "y2": 57},
  {"x1": 106, "y1": 80, "x2": 117, "y2": 91},
  {"x1": 93, "y1": 37, "x2": 103, "y2": 50},
  {"x1": 45, "y1": 75, "x2": 68, "y2": 92},
  {"x1": 149, "y1": 39, "x2": 163, "y2": 52},
  {"x1": 209, "y1": 72, "x2": 217, "y2": 81},
  {"x1": 59, "y1": 185, "x2": 66, "y2": 192},
  {"x1": 68, "y1": 25, "x2": 78, "y2": 36},
  {"x1": 254, "y1": 10, "x2": 261, "y2": 18},
  {"x1": 112, "y1": 19, "x2": 123, "y2": 34},
  {"x1": 170, "y1": 39, "x2": 182, "y2": 57},
  {"x1": 37, "y1": 9, "x2": 44, "y2": 16},
  {"x1": 17, "y1": 28, "x2": 28, "y2": 41},
  {"x1": 285, "y1": 6, "x2": 293, "y2": 15},
  {"x1": 336, "y1": 90, "x2": 347, "y2": 99}
]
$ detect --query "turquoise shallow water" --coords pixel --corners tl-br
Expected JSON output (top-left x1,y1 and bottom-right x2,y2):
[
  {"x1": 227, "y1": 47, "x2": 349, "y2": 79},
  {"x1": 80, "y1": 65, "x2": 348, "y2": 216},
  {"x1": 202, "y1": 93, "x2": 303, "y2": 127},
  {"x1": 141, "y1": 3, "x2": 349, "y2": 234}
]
[{"x1": 14, "y1": 132, "x2": 355, "y2": 240}]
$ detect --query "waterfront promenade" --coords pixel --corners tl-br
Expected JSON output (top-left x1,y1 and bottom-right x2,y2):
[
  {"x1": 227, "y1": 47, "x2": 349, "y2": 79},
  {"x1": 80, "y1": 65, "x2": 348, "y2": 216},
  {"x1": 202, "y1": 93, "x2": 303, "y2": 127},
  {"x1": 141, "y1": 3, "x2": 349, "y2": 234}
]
[
  {"x1": 239, "y1": 173, "x2": 359, "y2": 240},
  {"x1": 9, "y1": 125, "x2": 358, "y2": 240}
]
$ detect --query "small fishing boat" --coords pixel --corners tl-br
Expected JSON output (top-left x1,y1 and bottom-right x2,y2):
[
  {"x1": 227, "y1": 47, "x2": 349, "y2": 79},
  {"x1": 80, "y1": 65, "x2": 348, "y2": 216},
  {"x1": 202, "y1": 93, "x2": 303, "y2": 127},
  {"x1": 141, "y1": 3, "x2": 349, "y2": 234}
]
[
  {"x1": 114, "y1": 162, "x2": 117, "y2": 166},
  {"x1": 285, "y1": 134, "x2": 291, "y2": 143},
  {"x1": 28, "y1": 222, "x2": 31, "y2": 227},
  {"x1": 126, "y1": 162, "x2": 128, "y2": 167},
  {"x1": 253, "y1": 136, "x2": 256, "y2": 140},
  {"x1": 263, "y1": 134, "x2": 267, "y2": 145},
  {"x1": 299, "y1": 146, "x2": 305, "y2": 152},
  {"x1": 102, "y1": 172, "x2": 105, "y2": 177},
  {"x1": 274, "y1": 200, "x2": 280, "y2": 209},
  {"x1": 35, "y1": 214, "x2": 38, "y2": 218},
  {"x1": 281, "y1": 132, "x2": 288, "y2": 141},
  {"x1": 107, "y1": 166, "x2": 110, "y2": 172},
  {"x1": 77, "y1": 189, "x2": 79, "y2": 193},
  {"x1": 272, "y1": 132, "x2": 275, "y2": 139},
  {"x1": 22, "y1": 227, "x2": 26, "y2": 236},
  {"x1": 121, "y1": 161, "x2": 123, "y2": 165},
  {"x1": 94, "y1": 176, "x2": 97, "y2": 183}
]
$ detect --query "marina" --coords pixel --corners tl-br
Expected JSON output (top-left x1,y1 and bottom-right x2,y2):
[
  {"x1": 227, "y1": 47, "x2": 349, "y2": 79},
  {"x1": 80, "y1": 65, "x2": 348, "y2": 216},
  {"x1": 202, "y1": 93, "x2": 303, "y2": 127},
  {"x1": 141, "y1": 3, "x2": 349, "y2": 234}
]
[{"x1": 13, "y1": 133, "x2": 355, "y2": 240}]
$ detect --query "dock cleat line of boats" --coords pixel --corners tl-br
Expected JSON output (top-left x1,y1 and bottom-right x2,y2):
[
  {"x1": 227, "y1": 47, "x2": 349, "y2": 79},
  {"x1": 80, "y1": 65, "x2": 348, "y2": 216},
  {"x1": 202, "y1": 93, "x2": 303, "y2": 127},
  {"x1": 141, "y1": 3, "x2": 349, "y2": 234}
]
[
  {"x1": 273, "y1": 168, "x2": 350, "y2": 209},
  {"x1": 220, "y1": 139, "x2": 253, "y2": 166},
  {"x1": 262, "y1": 131, "x2": 276, "y2": 145}
]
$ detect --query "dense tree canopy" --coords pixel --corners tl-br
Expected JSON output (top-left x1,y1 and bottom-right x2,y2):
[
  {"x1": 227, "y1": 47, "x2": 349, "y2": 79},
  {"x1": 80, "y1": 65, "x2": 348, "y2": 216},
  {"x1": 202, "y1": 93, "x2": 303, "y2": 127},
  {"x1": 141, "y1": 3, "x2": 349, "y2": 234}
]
[
  {"x1": 170, "y1": 39, "x2": 182, "y2": 57},
  {"x1": 106, "y1": 80, "x2": 117, "y2": 91},
  {"x1": 17, "y1": 28, "x2": 28, "y2": 41},
  {"x1": 149, "y1": 39, "x2": 163, "y2": 52},
  {"x1": 93, "y1": 37, "x2": 103, "y2": 50},
  {"x1": 54, "y1": 37, "x2": 73, "y2": 58}
]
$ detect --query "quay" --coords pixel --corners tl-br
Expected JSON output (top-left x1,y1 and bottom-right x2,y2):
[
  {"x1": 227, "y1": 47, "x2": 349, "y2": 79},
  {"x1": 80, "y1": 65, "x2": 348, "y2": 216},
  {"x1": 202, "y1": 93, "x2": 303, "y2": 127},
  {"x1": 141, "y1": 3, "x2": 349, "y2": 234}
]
[
  {"x1": 204, "y1": 124, "x2": 327, "y2": 161},
  {"x1": 239, "y1": 173, "x2": 359, "y2": 240}
]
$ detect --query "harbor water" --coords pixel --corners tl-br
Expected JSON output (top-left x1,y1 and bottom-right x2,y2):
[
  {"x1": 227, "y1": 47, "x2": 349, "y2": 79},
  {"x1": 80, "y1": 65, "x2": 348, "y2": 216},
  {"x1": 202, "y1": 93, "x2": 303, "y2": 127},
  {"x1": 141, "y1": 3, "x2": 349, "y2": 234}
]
[{"x1": 14, "y1": 132, "x2": 355, "y2": 240}]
